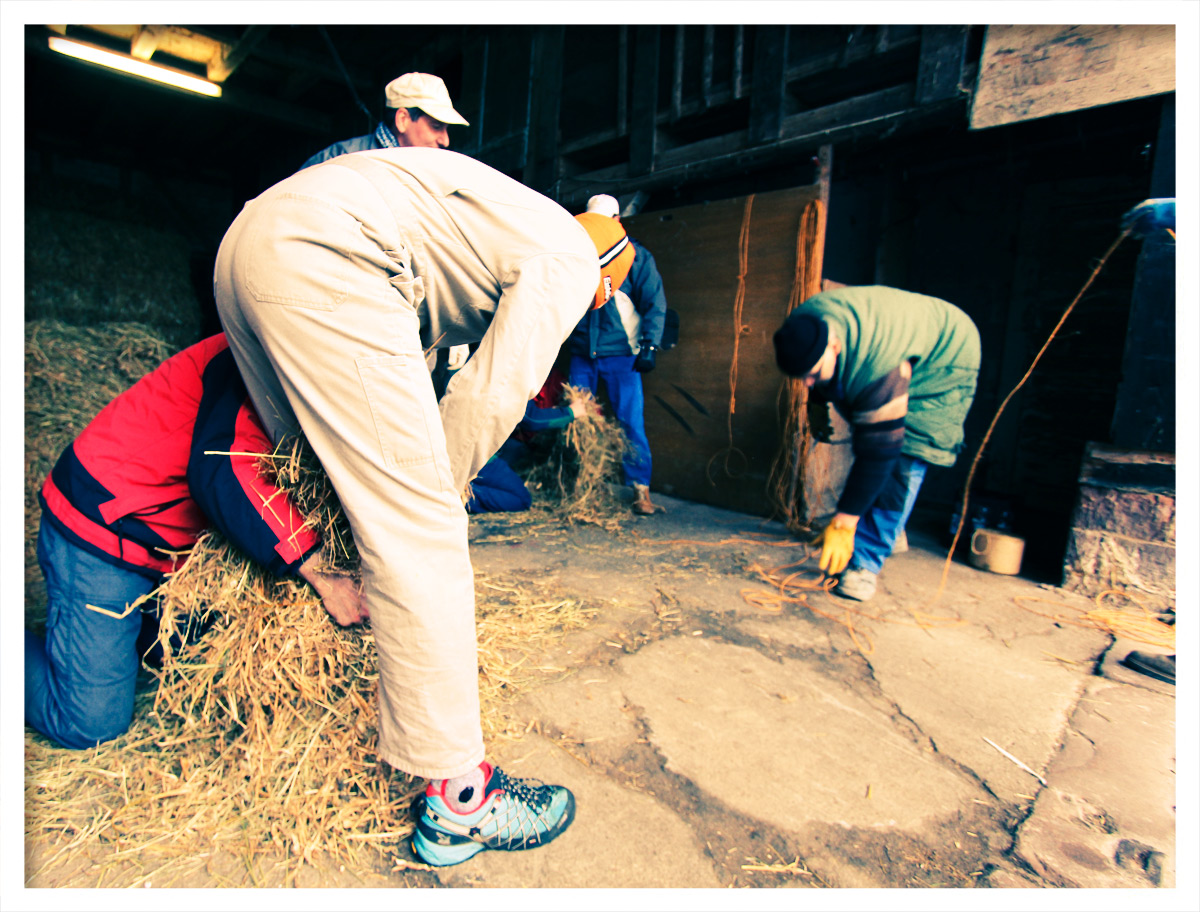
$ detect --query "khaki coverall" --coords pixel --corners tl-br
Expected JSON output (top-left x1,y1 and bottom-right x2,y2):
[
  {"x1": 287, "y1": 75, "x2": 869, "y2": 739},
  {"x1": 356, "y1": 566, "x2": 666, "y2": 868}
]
[{"x1": 214, "y1": 148, "x2": 598, "y2": 779}]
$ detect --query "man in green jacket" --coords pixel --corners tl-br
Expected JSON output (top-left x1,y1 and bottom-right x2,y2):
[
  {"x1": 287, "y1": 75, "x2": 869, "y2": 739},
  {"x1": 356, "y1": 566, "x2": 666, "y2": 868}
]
[{"x1": 774, "y1": 284, "x2": 981, "y2": 600}]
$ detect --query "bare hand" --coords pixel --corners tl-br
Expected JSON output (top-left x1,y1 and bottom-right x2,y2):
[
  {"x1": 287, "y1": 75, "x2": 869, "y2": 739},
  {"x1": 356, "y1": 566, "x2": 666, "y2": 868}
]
[{"x1": 299, "y1": 555, "x2": 368, "y2": 626}]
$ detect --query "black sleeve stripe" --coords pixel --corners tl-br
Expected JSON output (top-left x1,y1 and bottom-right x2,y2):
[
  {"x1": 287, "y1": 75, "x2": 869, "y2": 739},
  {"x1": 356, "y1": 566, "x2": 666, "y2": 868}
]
[{"x1": 849, "y1": 366, "x2": 910, "y2": 422}]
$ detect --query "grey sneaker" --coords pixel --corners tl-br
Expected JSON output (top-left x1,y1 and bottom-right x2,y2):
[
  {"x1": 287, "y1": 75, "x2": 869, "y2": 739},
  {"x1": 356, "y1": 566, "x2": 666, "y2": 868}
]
[
  {"x1": 835, "y1": 568, "x2": 878, "y2": 601},
  {"x1": 891, "y1": 529, "x2": 908, "y2": 554}
]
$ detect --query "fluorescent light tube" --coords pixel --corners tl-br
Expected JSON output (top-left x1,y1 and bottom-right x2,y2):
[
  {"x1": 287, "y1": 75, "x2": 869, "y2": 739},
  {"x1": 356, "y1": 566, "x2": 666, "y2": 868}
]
[{"x1": 48, "y1": 35, "x2": 222, "y2": 98}]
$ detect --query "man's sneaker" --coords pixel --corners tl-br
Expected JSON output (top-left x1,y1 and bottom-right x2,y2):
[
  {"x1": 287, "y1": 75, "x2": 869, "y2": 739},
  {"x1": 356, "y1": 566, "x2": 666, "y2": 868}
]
[
  {"x1": 412, "y1": 763, "x2": 576, "y2": 867},
  {"x1": 835, "y1": 568, "x2": 878, "y2": 601}
]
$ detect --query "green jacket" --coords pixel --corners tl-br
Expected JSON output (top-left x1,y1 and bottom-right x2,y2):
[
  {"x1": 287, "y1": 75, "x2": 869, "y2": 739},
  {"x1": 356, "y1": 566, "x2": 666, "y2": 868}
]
[{"x1": 799, "y1": 286, "x2": 981, "y2": 467}]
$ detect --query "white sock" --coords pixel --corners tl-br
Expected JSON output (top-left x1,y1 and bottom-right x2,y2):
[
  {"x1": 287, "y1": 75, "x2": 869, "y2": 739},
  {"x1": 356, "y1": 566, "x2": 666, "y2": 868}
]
[{"x1": 440, "y1": 764, "x2": 487, "y2": 813}]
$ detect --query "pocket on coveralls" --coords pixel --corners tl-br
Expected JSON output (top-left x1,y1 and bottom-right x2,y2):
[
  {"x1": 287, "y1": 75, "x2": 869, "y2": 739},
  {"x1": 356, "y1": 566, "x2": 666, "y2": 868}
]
[
  {"x1": 356, "y1": 354, "x2": 447, "y2": 475},
  {"x1": 243, "y1": 195, "x2": 359, "y2": 311}
]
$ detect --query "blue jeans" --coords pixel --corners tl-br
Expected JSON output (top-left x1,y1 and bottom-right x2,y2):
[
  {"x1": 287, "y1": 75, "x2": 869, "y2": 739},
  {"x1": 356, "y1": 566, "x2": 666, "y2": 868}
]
[
  {"x1": 850, "y1": 456, "x2": 928, "y2": 575},
  {"x1": 568, "y1": 354, "x2": 652, "y2": 487},
  {"x1": 465, "y1": 457, "x2": 533, "y2": 514},
  {"x1": 25, "y1": 519, "x2": 158, "y2": 749}
]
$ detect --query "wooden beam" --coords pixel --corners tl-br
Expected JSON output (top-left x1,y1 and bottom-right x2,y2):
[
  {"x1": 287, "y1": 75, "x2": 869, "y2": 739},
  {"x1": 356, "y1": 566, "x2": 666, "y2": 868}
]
[
  {"x1": 915, "y1": 25, "x2": 969, "y2": 105},
  {"x1": 784, "y1": 26, "x2": 921, "y2": 84},
  {"x1": 748, "y1": 25, "x2": 787, "y2": 145},
  {"x1": 130, "y1": 25, "x2": 166, "y2": 61},
  {"x1": 554, "y1": 94, "x2": 961, "y2": 211},
  {"x1": 702, "y1": 25, "x2": 715, "y2": 109},
  {"x1": 970, "y1": 24, "x2": 1175, "y2": 130},
  {"x1": 617, "y1": 26, "x2": 629, "y2": 135},
  {"x1": 523, "y1": 24, "x2": 565, "y2": 192},
  {"x1": 207, "y1": 25, "x2": 272, "y2": 84},
  {"x1": 732, "y1": 25, "x2": 745, "y2": 99},
  {"x1": 188, "y1": 25, "x2": 375, "y2": 98},
  {"x1": 779, "y1": 84, "x2": 913, "y2": 141},
  {"x1": 838, "y1": 25, "x2": 873, "y2": 67},
  {"x1": 630, "y1": 25, "x2": 660, "y2": 175},
  {"x1": 816, "y1": 143, "x2": 832, "y2": 210},
  {"x1": 670, "y1": 25, "x2": 685, "y2": 122}
]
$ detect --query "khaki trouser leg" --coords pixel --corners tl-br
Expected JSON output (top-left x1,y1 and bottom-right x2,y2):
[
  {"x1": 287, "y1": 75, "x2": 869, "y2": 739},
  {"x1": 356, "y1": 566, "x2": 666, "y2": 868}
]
[{"x1": 214, "y1": 191, "x2": 484, "y2": 780}]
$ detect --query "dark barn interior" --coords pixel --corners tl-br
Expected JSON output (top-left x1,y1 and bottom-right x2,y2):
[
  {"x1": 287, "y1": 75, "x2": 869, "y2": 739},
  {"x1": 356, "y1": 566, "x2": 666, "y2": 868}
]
[{"x1": 23, "y1": 22, "x2": 1177, "y2": 588}]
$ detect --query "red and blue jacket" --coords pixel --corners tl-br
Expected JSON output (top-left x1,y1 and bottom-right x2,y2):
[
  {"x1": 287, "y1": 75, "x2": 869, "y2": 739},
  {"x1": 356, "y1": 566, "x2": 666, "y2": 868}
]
[{"x1": 39, "y1": 334, "x2": 320, "y2": 580}]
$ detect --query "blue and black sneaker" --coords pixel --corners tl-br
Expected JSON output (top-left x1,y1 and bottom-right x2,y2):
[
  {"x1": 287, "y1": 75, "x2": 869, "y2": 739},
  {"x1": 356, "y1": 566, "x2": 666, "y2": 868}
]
[{"x1": 412, "y1": 762, "x2": 576, "y2": 867}]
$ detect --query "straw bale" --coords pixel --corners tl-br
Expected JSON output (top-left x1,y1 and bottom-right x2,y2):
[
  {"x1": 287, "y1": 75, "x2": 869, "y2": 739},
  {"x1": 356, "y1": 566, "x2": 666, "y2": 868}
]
[{"x1": 25, "y1": 201, "x2": 203, "y2": 348}]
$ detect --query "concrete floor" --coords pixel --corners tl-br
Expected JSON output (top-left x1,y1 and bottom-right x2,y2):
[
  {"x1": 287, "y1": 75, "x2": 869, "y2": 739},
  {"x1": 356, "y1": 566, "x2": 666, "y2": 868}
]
[{"x1": 410, "y1": 492, "x2": 1186, "y2": 898}]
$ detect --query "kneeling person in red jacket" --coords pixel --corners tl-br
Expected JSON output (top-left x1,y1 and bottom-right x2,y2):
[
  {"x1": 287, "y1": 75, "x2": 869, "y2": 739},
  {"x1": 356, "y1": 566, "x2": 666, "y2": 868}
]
[{"x1": 26, "y1": 333, "x2": 365, "y2": 750}]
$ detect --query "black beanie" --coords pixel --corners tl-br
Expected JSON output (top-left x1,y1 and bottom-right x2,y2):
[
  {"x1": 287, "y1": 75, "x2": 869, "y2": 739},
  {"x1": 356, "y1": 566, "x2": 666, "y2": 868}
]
[{"x1": 774, "y1": 311, "x2": 829, "y2": 376}]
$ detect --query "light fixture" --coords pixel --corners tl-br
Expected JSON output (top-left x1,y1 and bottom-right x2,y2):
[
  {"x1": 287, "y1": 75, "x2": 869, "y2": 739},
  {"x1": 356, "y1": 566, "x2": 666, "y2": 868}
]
[{"x1": 48, "y1": 35, "x2": 222, "y2": 98}]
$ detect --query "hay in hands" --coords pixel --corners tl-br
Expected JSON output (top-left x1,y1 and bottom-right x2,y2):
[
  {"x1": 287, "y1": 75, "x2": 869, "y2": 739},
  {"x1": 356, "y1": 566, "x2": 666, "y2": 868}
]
[
  {"x1": 260, "y1": 434, "x2": 359, "y2": 574},
  {"x1": 522, "y1": 384, "x2": 630, "y2": 526}
]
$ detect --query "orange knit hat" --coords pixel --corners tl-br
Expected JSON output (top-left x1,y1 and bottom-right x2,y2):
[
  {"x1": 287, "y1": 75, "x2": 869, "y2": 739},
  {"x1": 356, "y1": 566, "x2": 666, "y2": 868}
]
[{"x1": 575, "y1": 212, "x2": 635, "y2": 310}]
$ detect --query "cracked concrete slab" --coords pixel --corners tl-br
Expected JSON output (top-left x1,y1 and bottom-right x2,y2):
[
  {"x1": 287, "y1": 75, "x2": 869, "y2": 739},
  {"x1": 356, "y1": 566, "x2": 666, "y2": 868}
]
[
  {"x1": 617, "y1": 637, "x2": 982, "y2": 830},
  {"x1": 861, "y1": 602, "x2": 1107, "y2": 802},
  {"x1": 438, "y1": 497, "x2": 1186, "y2": 892},
  {"x1": 1012, "y1": 677, "x2": 1176, "y2": 887}
]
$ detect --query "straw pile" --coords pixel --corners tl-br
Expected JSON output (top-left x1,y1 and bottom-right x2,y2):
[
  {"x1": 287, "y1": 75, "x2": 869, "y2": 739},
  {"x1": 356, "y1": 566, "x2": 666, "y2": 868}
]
[
  {"x1": 521, "y1": 384, "x2": 630, "y2": 527},
  {"x1": 26, "y1": 196, "x2": 204, "y2": 349},
  {"x1": 24, "y1": 322, "x2": 599, "y2": 886},
  {"x1": 24, "y1": 320, "x2": 178, "y2": 624}
]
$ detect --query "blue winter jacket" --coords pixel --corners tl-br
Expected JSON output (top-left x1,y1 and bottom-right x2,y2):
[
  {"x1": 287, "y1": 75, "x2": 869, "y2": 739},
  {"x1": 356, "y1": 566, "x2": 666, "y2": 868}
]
[
  {"x1": 301, "y1": 123, "x2": 395, "y2": 170},
  {"x1": 568, "y1": 238, "x2": 667, "y2": 359}
]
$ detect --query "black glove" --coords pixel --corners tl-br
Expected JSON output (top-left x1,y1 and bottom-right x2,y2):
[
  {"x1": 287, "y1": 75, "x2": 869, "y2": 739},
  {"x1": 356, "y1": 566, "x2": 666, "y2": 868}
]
[{"x1": 633, "y1": 345, "x2": 657, "y2": 373}]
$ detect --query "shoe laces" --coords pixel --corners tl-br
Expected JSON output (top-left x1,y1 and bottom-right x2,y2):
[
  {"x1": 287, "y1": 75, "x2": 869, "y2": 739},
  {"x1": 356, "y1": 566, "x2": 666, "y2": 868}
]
[{"x1": 491, "y1": 767, "x2": 552, "y2": 813}]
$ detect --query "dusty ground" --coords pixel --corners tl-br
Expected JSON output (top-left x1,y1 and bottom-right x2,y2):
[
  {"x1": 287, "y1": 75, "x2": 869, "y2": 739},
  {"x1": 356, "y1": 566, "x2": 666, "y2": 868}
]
[{"x1": 15, "y1": 491, "x2": 1190, "y2": 906}]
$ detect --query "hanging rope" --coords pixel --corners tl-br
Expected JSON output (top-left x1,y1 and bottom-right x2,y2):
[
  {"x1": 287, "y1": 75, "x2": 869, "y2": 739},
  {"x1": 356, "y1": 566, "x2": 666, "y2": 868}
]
[
  {"x1": 706, "y1": 194, "x2": 756, "y2": 484},
  {"x1": 766, "y1": 198, "x2": 829, "y2": 532},
  {"x1": 927, "y1": 225, "x2": 1136, "y2": 609}
]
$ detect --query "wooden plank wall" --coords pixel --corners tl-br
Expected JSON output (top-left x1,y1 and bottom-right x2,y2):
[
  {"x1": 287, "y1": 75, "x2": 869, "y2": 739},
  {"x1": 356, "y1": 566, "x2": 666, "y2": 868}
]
[
  {"x1": 620, "y1": 185, "x2": 823, "y2": 516},
  {"x1": 969, "y1": 24, "x2": 1175, "y2": 130}
]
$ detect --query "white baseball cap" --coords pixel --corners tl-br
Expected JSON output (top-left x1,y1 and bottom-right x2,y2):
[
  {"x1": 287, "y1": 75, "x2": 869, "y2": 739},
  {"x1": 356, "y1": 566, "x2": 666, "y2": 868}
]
[
  {"x1": 586, "y1": 194, "x2": 621, "y2": 219},
  {"x1": 384, "y1": 73, "x2": 469, "y2": 126}
]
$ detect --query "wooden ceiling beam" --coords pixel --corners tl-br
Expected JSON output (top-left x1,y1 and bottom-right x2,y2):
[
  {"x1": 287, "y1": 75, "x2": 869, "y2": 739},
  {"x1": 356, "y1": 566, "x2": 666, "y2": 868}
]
[
  {"x1": 129, "y1": 25, "x2": 166, "y2": 60},
  {"x1": 207, "y1": 25, "x2": 272, "y2": 83}
]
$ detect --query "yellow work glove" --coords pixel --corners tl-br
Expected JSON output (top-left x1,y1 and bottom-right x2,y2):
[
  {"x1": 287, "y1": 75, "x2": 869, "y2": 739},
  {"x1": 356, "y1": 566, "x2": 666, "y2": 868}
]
[{"x1": 814, "y1": 519, "x2": 856, "y2": 575}]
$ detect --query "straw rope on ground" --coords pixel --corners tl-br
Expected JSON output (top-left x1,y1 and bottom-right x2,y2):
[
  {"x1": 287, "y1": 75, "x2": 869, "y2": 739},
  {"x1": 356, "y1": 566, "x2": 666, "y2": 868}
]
[{"x1": 630, "y1": 530, "x2": 1171, "y2": 656}]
